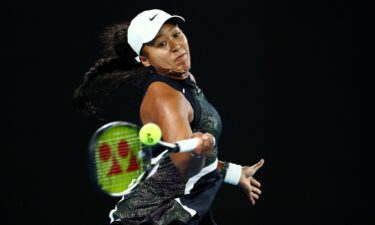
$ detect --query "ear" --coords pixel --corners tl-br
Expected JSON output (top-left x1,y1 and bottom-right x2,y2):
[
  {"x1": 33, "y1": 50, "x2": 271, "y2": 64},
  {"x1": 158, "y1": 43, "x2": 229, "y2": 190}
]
[{"x1": 139, "y1": 56, "x2": 151, "y2": 67}]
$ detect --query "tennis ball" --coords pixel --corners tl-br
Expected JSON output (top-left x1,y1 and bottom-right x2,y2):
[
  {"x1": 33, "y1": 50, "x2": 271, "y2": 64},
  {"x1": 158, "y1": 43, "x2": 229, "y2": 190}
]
[{"x1": 139, "y1": 123, "x2": 162, "y2": 146}]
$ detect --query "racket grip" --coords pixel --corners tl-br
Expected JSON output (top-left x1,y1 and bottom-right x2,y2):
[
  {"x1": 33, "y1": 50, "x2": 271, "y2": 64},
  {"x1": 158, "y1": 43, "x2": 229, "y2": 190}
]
[{"x1": 176, "y1": 138, "x2": 200, "y2": 152}]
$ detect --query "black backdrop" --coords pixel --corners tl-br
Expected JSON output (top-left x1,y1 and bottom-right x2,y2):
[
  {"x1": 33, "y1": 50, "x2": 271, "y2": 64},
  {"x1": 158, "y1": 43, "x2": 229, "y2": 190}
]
[{"x1": 1, "y1": 1, "x2": 372, "y2": 225}]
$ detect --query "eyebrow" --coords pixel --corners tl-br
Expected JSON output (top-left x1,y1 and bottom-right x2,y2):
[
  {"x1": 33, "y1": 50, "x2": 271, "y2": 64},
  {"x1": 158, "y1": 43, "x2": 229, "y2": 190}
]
[{"x1": 152, "y1": 25, "x2": 179, "y2": 43}]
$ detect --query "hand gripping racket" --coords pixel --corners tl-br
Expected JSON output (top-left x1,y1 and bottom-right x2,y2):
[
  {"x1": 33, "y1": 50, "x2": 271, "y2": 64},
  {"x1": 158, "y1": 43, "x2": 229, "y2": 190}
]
[{"x1": 88, "y1": 121, "x2": 199, "y2": 197}]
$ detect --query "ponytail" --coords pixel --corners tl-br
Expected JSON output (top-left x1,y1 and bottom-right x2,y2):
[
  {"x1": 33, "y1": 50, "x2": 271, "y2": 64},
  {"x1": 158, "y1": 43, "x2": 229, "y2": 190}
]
[
  {"x1": 72, "y1": 57, "x2": 120, "y2": 116},
  {"x1": 72, "y1": 21, "x2": 150, "y2": 119}
]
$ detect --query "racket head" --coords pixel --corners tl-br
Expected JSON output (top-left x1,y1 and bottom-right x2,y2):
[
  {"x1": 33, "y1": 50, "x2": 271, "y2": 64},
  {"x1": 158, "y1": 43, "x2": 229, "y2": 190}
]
[{"x1": 88, "y1": 121, "x2": 147, "y2": 197}]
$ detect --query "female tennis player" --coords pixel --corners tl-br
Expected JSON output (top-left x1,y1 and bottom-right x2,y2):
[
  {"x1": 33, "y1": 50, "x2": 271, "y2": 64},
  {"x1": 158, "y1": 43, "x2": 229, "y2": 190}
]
[{"x1": 73, "y1": 9, "x2": 264, "y2": 225}]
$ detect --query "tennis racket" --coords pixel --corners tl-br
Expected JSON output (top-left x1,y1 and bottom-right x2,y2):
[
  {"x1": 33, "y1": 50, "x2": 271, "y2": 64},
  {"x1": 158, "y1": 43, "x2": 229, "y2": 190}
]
[{"x1": 88, "y1": 121, "x2": 199, "y2": 197}]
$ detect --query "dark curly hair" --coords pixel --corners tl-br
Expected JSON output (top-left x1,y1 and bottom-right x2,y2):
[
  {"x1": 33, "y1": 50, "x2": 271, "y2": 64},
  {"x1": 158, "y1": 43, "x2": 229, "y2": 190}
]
[{"x1": 72, "y1": 21, "x2": 151, "y2": 120}]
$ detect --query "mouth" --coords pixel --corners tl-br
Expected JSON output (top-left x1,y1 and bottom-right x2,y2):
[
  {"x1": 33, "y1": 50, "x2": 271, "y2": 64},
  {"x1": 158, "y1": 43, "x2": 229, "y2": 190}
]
[{"x1": 175, "y1": 53, "x2": 187, "y2": 62}]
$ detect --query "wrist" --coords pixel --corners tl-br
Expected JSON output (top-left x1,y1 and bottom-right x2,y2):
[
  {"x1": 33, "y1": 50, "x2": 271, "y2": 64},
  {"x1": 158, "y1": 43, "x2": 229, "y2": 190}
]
[{"x1": 221, "y1": 162, "x2": 242, "y2": 185}]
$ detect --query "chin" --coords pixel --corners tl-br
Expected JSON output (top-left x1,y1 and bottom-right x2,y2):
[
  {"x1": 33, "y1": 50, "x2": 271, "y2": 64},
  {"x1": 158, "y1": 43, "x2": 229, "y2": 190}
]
[
  {"x1": 180, "y1": 61, "x2": 191, "y2": 71},
  {"x1": 174, "y1": 62, "x2": 189, "y2": 71},
  {"x1": 177, "y1": 67, "x2": 190, "y2": 74}
]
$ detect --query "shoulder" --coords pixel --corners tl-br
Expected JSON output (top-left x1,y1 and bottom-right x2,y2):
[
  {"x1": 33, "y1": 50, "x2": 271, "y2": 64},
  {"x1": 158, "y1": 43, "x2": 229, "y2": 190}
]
[
  {"x1": 140, "y1": 81, "x2": 190, "y2": 123},
  {"x1": 145, "y1": 81, "x2": 184, "y2": 102}
]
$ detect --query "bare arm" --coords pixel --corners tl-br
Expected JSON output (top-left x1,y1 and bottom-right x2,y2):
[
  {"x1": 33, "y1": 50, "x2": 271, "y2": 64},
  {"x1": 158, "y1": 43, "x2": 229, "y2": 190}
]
[
  {"x1": 140, "y1": 81, "x2": 214, "y2": 177},
  {"x1": 218, "y1": 159, "x2": 265, "y2": 205},
  {"x1": 189, "y1": 73, "x2": 265, "y2": 204}
]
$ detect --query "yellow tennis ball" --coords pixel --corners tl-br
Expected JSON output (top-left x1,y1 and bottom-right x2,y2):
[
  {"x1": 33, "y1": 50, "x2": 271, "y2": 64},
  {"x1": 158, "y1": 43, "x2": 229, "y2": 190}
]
[{"x1": 139, "y1": 123, "x2": 162, "y2": 146}]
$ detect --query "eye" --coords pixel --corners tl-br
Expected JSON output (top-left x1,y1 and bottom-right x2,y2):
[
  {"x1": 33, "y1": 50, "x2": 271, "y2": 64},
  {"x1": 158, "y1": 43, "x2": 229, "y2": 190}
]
[
  {"x1": 158, "y1": 41, "x2": 167, "y2": 47},
  {"x1": 174, "y1": 31, "x2": 181, "y2": 37}
]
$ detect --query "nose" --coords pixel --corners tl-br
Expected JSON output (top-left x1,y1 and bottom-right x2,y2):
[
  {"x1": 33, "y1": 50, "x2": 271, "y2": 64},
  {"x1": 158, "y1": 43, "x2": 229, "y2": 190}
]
[{"x1": 170, "y1": 39, "x2": 181, "y2": 52}]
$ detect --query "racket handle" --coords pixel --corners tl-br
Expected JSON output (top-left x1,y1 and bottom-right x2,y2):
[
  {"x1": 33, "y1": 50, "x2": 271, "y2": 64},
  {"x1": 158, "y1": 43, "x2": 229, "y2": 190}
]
[{"x1": 176, "y1": 138, "x2": 200, "y2": 152}]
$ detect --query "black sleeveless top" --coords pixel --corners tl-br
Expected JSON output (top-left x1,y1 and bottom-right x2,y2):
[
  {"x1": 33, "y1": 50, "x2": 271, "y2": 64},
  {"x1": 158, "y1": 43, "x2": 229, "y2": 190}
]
[
  {"x1": 109, "y1": 73, "x2": 223, "y2": 225},
  {"x1": 141, "y1": 73, "x2": 202, "y2": 129}
]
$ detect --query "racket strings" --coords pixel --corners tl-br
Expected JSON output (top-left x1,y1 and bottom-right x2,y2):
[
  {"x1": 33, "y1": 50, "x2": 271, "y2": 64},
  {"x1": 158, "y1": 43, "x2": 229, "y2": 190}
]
[{"x1": 94, "y1": 127, "x2": 148, "y2": 194}]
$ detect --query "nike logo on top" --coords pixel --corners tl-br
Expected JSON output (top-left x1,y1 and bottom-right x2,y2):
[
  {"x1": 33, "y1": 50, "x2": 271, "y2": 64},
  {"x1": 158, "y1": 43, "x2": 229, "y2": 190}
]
[{"x1": 149, "y1": 14, "x2": 158, "y2": 21}]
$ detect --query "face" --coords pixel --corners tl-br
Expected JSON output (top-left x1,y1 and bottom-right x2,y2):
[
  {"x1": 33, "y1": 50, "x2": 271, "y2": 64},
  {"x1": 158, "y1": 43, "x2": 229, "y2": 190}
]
[{"x1": 140, "y1": 23, "x2": 191, "y2": 78}]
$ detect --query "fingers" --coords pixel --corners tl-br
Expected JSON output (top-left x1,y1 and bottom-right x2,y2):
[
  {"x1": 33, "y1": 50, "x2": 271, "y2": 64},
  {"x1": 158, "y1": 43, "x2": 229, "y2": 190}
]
[
  {"x1": 240, "y1": 161, "x2": 264, "y2": 205},
  {"x1": 248, "y1": 188, "x2": 261, "y2": 205},
  {"x1": 252, "y1": 159, "x2": 265, "y2": 170},
  {"x1": 191, "y1": 132, "x2": 214, "y2": 144},
  {"x1": 241, "y1": 176, "x2": 263, "y2": 205},
  {"x1": 190, "y1": 132, "x2": 203, "y2": 138},
  {"x1": 251, "y1": 192, "x2": 259, "y2": 200},
  {"x1": 191, "y1": 132, "x2": 215, "y2": 156},
  {"x1": 252, "y1": 186, "x2": 262, "y2": 195},
  {"x1": 248, "y1": 192, "x2": 259, "y2": 205},
  {"x1": 251, "y1": 177, "x2": 261, "y2": 188},
  {"x1": 202, "y1": 133, "x2": 215, "y2": 146},
  {"x1": 200, "y1": 133, "x2": 214, "y2": 155},
  {"x1": 249, "y1": 179, "x2": 262, "y2": 199},
  {"x1": 248, "y1": 193, "x2": 255, "y2": 205},
  {"x1": 249, "y1": 159, "x2": 265, "y2": 175}
]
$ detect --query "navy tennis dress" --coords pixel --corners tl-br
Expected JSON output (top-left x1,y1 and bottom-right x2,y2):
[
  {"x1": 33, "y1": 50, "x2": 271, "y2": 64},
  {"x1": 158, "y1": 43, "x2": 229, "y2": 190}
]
[{"x1": 109, "y1": 73, "x2": 223, "y2": 225}]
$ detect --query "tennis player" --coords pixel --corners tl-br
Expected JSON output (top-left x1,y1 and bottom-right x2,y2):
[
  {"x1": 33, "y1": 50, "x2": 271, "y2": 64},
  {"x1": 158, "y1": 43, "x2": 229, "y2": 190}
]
[{"x1": 73, "y1": 9, "x2": 264, "y2": 225}]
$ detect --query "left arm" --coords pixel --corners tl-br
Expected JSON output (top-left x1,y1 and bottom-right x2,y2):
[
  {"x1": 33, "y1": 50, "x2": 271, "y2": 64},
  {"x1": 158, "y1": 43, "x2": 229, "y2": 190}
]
[
  {"x1": 218, "y1": 159, "x2": 265, "y2": 205},
  {"x1": 189, "y1": 72, "x2": 264, "y2": 204}
]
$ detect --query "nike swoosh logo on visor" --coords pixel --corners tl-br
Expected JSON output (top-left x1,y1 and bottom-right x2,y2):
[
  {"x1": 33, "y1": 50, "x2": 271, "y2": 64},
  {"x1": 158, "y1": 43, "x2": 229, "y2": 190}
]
[{"x1": 149, "y1": 14, "x2": 158, "y2": 21}]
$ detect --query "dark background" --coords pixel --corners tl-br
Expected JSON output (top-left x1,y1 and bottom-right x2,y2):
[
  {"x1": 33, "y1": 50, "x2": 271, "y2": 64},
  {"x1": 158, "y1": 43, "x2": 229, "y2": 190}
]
[{"x1": 1, "y1": 1, "x2": 372, "y2": 225}]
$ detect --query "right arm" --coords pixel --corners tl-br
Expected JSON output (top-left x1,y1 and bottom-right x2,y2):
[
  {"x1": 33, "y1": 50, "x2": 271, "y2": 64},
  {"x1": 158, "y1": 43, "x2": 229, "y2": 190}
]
[{"x1": 140, "y1": 81, "x2": 215, "y2": 177}]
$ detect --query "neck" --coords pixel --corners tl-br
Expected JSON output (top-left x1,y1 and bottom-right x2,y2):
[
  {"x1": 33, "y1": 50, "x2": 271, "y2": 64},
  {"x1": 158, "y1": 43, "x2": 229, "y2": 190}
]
[
  {"x1": 155, "y1": 68, "x2": 190, "y2": 80},
  {"x1": 164, "y1": 72, "x2": 190, "y2": 80}
]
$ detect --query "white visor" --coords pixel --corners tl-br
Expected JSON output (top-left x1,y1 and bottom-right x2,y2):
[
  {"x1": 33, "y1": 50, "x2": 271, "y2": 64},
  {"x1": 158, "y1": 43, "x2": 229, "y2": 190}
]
[{"x1": 127, "y1": 9, "x2": 185, "y2": 62}]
